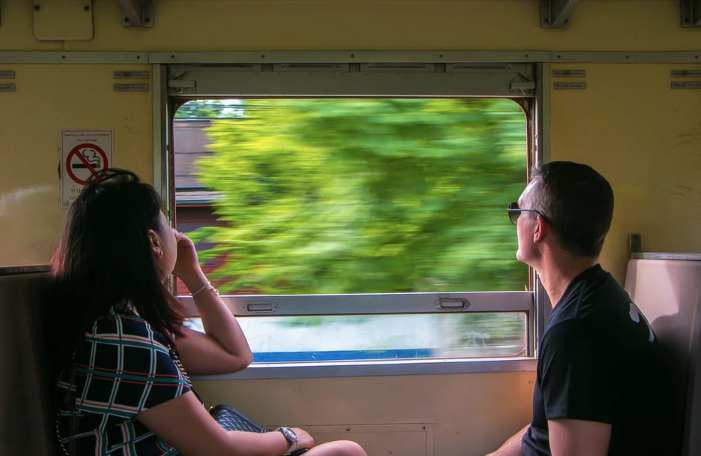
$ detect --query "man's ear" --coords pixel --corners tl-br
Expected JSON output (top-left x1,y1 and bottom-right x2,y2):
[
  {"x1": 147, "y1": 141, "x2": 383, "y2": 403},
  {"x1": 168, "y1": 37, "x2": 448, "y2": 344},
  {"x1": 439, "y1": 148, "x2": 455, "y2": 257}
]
[{"x1": 533, "y1": 216, "x2": 549, "y2": 243}]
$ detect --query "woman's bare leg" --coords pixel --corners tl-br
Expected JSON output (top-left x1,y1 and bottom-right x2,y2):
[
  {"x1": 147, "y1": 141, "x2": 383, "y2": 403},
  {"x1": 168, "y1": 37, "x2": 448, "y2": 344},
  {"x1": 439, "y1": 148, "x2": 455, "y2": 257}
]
[{"x1": 306, "y1": 440, "x2": 368, "y2": 456}]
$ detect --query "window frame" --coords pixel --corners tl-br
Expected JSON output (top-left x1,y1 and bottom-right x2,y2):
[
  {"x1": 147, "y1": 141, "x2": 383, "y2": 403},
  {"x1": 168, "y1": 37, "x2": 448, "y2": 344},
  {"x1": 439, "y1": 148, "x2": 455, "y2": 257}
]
[
  {"x1": 178, "y1": 291, "x2": 534, "y2": 378},
  {"x1": 154, "y1": 53, "x2": 546, "y2": 378}
]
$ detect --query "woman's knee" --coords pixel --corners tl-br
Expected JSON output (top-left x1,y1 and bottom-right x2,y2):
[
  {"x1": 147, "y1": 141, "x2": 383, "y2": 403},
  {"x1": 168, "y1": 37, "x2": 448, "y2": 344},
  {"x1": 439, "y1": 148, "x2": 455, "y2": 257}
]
[
  {"x1": 331, "y1": 440, "x2": 367, "y2": 456},
  {"x1": 311, "y1": 439, "x2": 367, "y2": 456}
]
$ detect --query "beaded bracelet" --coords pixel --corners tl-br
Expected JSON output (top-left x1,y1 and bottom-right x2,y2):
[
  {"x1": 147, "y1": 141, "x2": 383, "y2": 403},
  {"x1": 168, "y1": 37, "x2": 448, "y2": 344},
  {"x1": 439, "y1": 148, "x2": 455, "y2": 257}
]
[{"x1": 190, "y1": 281, "x2": 218, "y2": 297}]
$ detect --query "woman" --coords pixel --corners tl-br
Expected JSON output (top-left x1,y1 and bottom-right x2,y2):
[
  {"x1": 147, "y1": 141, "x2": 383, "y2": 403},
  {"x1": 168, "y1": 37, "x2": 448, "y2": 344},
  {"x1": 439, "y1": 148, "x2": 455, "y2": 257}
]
[{"x1": 51, "y1": 168, "x2": 367, "y2": 456}]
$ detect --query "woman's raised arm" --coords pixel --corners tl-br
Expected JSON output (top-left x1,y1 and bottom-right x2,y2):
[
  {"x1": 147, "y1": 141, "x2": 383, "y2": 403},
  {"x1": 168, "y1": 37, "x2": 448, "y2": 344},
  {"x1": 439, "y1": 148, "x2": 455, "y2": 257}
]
[{"x1": 171, "y1": 231, "x2": 253, "y2": 375}]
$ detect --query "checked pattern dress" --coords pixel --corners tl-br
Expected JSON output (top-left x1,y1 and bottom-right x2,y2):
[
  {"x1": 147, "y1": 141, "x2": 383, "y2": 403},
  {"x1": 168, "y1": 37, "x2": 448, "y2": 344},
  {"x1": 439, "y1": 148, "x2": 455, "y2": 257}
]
[{"x1": 55, "y1": 307, "x2": 193, "y2": 456}]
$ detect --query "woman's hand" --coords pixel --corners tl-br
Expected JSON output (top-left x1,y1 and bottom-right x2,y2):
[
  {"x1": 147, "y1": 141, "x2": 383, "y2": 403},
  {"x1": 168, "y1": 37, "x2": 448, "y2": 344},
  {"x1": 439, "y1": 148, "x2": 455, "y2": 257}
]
[
  {"x1": 291, "y1": 428, "x2": 315, "y2": 452},
  {"x1": 171, "y1": 231, "x2": 206, "y2": 289}
]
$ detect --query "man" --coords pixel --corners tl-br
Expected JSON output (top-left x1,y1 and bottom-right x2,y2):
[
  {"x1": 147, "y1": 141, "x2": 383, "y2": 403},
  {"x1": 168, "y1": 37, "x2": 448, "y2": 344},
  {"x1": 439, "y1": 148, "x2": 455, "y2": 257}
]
[{"x1": 488, "y1": 161, "x2": 678, "y2": 456}]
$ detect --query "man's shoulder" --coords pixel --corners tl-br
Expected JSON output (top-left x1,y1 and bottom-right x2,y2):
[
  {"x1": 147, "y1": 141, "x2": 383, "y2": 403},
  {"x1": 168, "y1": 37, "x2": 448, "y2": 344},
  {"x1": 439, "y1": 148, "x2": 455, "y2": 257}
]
[
  {"x1": 552, "y1": 266, "x2": 629, "y2": 323},
  {"x1": 544, "y1": 268, "x2": 658, "y2": 356}
]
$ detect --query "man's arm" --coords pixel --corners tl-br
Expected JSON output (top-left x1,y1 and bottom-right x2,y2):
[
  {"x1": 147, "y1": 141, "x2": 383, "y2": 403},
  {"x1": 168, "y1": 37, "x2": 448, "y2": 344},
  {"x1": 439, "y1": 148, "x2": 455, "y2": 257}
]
[
  {"x1": 548, "y1": 419, "x2": 611, "y2": 456},
  {"x1": 486, "y1": 424, "x2": 529, "y2": 456}
]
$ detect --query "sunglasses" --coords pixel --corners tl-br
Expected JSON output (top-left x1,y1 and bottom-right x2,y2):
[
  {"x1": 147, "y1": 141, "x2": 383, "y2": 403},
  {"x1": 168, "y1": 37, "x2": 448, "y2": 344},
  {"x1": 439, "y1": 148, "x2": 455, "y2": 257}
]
[{"x1": 507, "y1": 202, "x2": 550, "y2": 225}]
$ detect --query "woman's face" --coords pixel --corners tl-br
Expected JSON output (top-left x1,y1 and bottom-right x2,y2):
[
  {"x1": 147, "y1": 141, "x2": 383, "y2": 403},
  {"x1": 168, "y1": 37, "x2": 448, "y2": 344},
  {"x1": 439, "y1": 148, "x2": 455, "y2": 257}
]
[{"x1": 154, "y1": 212, "x2": 178, "y2": 279}]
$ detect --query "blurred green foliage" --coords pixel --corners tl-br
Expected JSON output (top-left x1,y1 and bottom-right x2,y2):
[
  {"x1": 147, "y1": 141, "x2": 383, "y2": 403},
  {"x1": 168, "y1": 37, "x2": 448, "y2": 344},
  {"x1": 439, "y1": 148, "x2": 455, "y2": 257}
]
[{"x1": 180, "y1": 98, "x2": 528, "y2": 295}]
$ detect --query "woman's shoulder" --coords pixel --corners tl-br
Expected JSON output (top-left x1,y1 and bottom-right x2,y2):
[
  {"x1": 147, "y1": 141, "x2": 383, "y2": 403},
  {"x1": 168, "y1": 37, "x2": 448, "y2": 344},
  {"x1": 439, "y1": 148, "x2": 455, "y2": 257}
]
[
  {"x1": 93, "y1": 305, "x2": 146, "y2": 329},
  {"x1": 89, "y1": 306, "x2": 172, "y2": 351}
]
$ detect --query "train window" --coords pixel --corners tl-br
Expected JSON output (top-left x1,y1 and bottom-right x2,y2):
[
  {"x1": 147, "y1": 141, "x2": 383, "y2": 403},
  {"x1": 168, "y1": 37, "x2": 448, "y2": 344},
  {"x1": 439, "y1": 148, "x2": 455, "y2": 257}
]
[{"x1": 166, "y1": 61, "x2": 537, "y2": 374}]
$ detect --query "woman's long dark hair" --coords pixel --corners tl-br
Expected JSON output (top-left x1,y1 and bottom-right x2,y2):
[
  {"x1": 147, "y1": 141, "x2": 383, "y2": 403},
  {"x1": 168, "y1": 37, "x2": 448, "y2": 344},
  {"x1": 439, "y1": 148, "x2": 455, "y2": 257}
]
[{"x1": 50, "y1": 169, "x2": 184, "y2": 375}]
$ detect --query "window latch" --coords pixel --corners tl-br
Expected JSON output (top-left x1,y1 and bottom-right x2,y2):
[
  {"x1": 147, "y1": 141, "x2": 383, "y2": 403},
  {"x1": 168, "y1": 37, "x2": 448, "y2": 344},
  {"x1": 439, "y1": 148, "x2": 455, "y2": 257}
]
[{"x1": 435, "y1": 298, "x2": 469, "y2": 310}]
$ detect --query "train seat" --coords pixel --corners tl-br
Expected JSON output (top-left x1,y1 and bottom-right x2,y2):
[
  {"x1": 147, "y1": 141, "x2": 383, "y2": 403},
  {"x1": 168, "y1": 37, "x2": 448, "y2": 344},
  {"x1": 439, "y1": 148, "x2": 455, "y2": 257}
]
[
  {"x1": 0, "y1": 267, "x2": 56, "y2": 456},
  {"x1": 624, "y1": 255, "x2": 701, "y2": 456}
]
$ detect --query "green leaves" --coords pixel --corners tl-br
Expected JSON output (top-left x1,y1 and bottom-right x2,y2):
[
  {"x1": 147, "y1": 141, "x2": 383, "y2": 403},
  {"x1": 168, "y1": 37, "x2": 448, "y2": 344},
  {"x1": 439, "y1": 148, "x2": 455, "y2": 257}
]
[{"x1": 185, "y1": 98, "x2": 527, "y2": 294}]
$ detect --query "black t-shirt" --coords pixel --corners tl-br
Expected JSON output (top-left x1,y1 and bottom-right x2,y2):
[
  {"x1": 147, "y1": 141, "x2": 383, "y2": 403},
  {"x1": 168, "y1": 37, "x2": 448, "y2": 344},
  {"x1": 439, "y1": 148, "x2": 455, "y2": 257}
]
[{"x1": 522, "y1": 264, "x2": 679, "y2": 456}]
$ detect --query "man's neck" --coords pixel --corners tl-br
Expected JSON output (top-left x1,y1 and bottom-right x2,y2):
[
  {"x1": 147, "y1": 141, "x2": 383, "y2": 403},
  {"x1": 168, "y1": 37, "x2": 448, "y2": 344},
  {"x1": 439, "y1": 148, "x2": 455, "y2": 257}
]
[{"x1": 537, "y1": 253, "x2": 599, "y2": 307}]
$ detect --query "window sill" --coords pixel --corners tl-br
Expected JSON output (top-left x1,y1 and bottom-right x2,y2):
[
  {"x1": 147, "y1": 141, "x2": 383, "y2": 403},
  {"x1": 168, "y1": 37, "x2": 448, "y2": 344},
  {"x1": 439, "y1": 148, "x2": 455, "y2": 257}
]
[{"x1": 191, "y1": 357, "x2": 537, "y2": 380}]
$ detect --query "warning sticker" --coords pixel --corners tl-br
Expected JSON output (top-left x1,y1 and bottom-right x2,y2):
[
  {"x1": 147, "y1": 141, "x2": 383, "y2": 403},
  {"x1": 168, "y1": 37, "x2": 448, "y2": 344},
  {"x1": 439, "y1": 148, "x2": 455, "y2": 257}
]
[{"x1": 61, "y1": 130, "x2": 113, "y2": 209}]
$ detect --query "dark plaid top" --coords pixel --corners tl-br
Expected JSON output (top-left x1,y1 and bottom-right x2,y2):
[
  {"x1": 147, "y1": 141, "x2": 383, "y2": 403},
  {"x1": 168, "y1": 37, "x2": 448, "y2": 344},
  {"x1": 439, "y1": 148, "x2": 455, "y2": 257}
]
[{"x1": 55, "y1": 307, "x2": 192, "y2": 456}]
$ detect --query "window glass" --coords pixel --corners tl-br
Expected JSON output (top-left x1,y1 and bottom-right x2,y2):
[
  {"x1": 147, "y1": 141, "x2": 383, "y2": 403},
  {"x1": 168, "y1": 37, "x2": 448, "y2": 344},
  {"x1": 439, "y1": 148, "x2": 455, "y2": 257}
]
[{"x1": 186, "y1": 312, "x2": 527, "y2": 362}]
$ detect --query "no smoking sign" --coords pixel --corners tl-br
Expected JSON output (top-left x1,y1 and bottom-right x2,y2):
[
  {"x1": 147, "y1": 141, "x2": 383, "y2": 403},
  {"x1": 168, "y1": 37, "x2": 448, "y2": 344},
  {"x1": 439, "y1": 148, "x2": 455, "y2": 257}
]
[{"x1": 61, "y1": 130, "x2": 113, "y2": 209}]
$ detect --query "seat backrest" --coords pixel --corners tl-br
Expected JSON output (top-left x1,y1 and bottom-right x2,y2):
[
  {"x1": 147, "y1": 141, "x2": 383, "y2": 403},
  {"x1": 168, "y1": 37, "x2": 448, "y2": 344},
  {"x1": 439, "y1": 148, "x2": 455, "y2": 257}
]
[
  {"x1": 0, "y1": 266, "x2": 57, "y2": 456},
  {"x1": 685, "y1": 284, "x2": 701, "y2": 456},
  {"x1": 624, "y1": 256, "x2": 701, "y2": 456}
]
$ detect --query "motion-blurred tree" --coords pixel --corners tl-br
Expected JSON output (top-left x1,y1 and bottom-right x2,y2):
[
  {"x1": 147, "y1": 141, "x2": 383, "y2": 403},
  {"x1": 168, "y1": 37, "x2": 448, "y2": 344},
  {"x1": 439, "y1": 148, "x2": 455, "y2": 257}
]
[
  {"x1": 175, "y1": 100, "x2": 244, "y2": 118},
  {"x1": 187, "y1": 98, "x2": 527, "y2": 294}
]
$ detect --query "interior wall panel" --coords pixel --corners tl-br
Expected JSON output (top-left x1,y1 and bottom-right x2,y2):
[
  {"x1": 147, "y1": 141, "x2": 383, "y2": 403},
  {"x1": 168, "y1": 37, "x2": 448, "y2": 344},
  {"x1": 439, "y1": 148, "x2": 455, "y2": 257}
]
[
  {"x1": 1, "y1": 1, "x2": 699, "y2": 53},
  {"x1": 193, "y1": 371, "x2": 535, "y2": 456},
  {"x1": 0, "y1": 64, "x2": 152, "y2": 267},
  {"x1": 550, "y1": 63, "x2": 701, "y2": 283}
]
